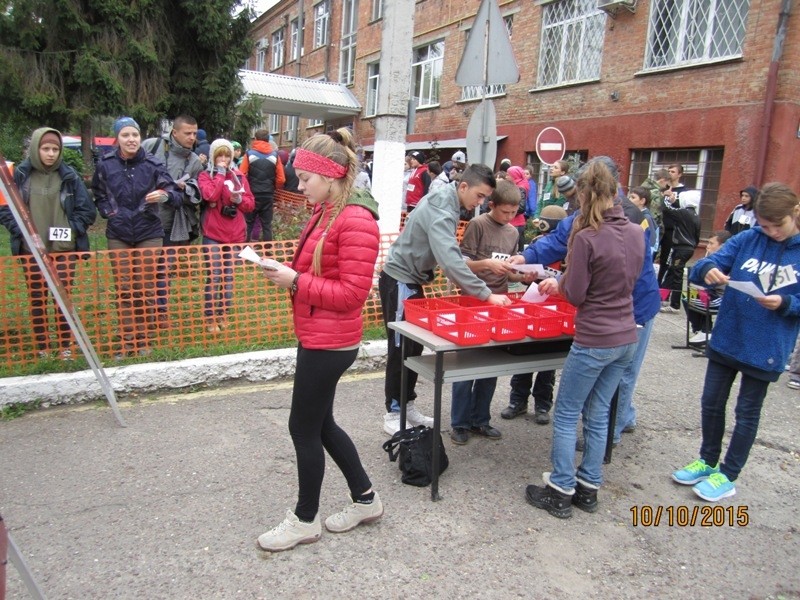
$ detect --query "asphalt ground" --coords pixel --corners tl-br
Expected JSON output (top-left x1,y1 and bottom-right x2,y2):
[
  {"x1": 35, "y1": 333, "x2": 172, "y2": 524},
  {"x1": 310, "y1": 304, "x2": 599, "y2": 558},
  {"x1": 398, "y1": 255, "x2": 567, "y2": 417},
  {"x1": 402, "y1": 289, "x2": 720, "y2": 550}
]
[{"x1": 1, "y1": 310, "x2": 799, "y2": 599}]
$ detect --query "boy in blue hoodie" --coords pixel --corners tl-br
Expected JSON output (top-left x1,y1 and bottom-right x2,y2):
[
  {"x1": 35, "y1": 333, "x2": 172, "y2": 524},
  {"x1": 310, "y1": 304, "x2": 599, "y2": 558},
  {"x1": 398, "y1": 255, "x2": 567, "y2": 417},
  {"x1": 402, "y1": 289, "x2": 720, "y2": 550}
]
[{"x1": 672, "y1": 182, "x2": 800, "y2": 501}]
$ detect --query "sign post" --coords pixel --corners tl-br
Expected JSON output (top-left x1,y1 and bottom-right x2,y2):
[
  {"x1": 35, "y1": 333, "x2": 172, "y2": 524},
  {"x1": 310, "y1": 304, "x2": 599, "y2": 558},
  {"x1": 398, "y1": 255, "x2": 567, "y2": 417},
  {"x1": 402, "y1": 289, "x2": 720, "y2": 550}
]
[
  {"x1": 535, "y1": 127, "x2": 567, "y2": 165},
  {"x1": 455, "y1": 0, "x2": 520, "y2": 169}
]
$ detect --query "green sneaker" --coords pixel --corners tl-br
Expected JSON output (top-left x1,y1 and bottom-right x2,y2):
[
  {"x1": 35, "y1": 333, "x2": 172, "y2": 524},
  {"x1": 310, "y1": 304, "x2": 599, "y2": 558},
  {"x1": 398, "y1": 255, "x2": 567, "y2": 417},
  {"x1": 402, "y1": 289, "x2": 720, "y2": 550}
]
[
  {"x1": 671, "y1": 459, "x2": 719, "y2": 485},
  {"x1": 693, "y1": 472, "x2": 736, "y2": 502}
]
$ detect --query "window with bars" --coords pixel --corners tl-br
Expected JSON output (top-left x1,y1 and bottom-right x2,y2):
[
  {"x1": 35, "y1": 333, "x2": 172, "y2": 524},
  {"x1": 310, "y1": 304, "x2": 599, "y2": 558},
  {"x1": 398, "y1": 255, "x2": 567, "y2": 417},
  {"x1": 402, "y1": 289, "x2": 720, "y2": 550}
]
[
  {"x1": 313, "y1": 1, "x2": 330, "y2": 48},
  {"x1": 536, "y1": 0, "x2": 606, "y2": 89},
  {"x1": 412, "y1": 40, "x2": 444, "y2": 109},
  {"x1": 644, "y1": 0, "x2": 749, "y2": 70},
  {"x1": 366, "y1": 62, "x2": 380, "y2": 117},
  {"x1": 371, "y1": 0, "x2": 383, "y2": 21},
  {"x1": 629, "y1": 148, "x2": 725, "y2": 238},
  {"x1": 290, "y1": 18, "x2": 305, "y2": 61},
  {"x1": 339, "y1": 0, "x2": 358, "y2": 85},
  {"x1": 460, "y1": 15, "x2": 513, "y2": 101},
  {"x1": 271, "y1": 28, "x2": 285, "y2": 69}
]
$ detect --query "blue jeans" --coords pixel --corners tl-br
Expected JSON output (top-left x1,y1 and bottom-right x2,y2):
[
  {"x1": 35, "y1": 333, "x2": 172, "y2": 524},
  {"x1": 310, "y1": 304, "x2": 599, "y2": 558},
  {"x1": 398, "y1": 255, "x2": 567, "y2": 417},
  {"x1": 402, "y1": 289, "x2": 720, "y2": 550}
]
[
  {"x1": 613, "y1": 318, "x2": 655, "y2": 443},
  {"x1": 699, "y1": 359, "x2": 769, "y2": 482},
  {"x1": 550, "y1": 342, "x2": 636, "y2": 490},
  {"x1": 451, "y1": 378, "x2": 497, "y2": 429},
  {"x1": 202, "y1": 238, "x2": 239, "y2": 319}
]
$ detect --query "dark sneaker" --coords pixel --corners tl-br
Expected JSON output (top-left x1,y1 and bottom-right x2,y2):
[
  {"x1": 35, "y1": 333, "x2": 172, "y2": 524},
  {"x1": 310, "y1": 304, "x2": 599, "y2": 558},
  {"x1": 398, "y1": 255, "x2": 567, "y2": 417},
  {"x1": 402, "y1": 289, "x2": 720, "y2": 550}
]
[
  {"x1": 500, "y1": 403, "x2": 528, "y2": 420},
  {"x1": 572, "y1": 480, "x2": 598, "y2": 513},
  {"x1": 525, "y1": 484, "x2": 573, "y2": 519},
  {"x1": 534, "y1": 409, "x2": 550, "y2": 425},
  {"x1": 450, "y1": 427, "x2": 470, "y2": 445},
  {"x1": 575, "y1": 438, "x2": 585, "y2": 452},
  {"x1": 470, "y1": 424, "x2": 502, "y2": 439},
  {"x1": 622, "y1": 423, "x2": 636, "y2": 433}
]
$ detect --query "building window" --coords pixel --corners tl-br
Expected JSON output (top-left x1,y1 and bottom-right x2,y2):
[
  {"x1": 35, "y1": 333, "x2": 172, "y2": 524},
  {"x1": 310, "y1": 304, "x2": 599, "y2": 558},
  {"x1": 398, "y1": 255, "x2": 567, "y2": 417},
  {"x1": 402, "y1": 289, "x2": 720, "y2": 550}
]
[
  {"x1": 366, "y1": 62, "x2": 380, "y2": 117},
  {"x1": 645, "y1": 0, "x2": 749, "y2": 70},
  {"x1": 284, "y1": 116, "x2": 298, "y2": 142},
  {"x1": 290, "y1": 18, "x2": 305, "y2": 61},
  {"x1": 371, "y1": 0, "x2": 383, "y2": 21},
  {"x1": 536, "y1": 0, "x2": 606, "y2": 89},
  {"x1": 630, "y1": 148, "x2": 725, "y2": 238},
  {"x1": 269, "y1": 114, "x2": 281, "y2": 135},
  {"x1": 313, "y1": 1, "x2": 330, "y2": 48},
  {"x1": 256, "y1": 39, "x2": 267, "y2": 72},
  {"x1": 412, "y1": 40, "x2": 444, "y2": 109},
  {"x1": 460, "y1": 16, "x2": 512, "y2": 101},
  {"x1": 271, "y1": 28, "x2": 285, "y2": 69},
  {"x1": 307, "y1": 117, "x2": 324, "y2": 128},
  {"x1": 339, "y1": 0, "x2": 358, "y2": 85}
]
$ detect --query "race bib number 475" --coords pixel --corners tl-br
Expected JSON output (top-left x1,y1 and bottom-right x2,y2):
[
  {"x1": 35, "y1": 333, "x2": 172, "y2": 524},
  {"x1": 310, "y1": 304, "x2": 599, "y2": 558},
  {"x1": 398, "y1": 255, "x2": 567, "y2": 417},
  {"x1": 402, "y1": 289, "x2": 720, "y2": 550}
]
[{"x1": 49, "y1": 227, "x2": 72, "y2": 242}]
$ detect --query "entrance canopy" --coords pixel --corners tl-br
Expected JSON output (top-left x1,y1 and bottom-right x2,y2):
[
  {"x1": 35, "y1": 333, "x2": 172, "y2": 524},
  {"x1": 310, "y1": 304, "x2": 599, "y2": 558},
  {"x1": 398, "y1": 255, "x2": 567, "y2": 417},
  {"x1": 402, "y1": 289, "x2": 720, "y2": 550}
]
[{"x1": 240, "y1": 70, "x2": 362, "y2": 121}]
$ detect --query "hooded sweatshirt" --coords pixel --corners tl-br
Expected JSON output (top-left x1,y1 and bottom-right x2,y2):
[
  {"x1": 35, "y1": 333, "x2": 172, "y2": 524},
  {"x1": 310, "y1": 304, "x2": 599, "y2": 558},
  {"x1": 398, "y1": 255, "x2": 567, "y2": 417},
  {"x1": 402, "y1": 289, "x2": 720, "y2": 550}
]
[
  {"x1": 691, "y1": 226, "x2": 800, "y2": 379},
  {"x1": 724, "y1": 186, "x2": 758, "y2": 236},
  {"x1": 0, "y1": 128, "x2": 96, "y2": 254}
]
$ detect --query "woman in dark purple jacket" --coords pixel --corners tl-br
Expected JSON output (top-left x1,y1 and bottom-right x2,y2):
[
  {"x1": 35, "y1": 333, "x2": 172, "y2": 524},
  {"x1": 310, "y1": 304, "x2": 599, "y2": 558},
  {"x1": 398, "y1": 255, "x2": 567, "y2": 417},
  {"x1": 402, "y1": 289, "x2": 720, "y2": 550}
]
[
  {"x1": 526, "y1": 159, "x2": 646, "y2": 519},
  {"x1": 92, "y1": 117, "x2": 181, "y2": 357}
]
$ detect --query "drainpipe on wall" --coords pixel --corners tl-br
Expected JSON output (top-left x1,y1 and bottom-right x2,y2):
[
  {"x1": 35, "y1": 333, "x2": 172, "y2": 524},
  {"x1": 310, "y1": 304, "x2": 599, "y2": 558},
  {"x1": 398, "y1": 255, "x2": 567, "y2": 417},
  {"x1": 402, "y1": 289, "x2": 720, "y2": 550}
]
[{"x1": 754, "y1": 0, "x2": 793, "y2": 186}]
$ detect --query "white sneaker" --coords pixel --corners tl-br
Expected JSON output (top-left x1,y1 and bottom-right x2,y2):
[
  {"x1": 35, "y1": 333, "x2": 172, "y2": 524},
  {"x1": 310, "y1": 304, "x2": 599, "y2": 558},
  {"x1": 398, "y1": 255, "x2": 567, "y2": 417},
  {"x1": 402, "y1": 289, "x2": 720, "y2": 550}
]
[
  {"x1": 689, "y1": 331, "x2": 710, "y2": 344},
  {"x1": 325, "y1": 492, "x2": 384, "y2": 533},
  {"x1": 406, "y1": 402, "x2": 434, "y2": 428},
  {"x1": 257, "y1": 509, "x2": 321, "y2": 552},
  {"x1": 383, "y1": 412, "x2": 401, "y2": 436}
]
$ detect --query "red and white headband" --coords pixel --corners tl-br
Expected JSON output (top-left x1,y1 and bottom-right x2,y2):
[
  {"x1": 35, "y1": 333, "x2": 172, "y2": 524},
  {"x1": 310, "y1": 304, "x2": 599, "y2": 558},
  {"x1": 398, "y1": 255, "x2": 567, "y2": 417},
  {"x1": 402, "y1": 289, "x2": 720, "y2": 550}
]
[{"x1": 293, "y1": 148, "x2": 348, "y2": 179}]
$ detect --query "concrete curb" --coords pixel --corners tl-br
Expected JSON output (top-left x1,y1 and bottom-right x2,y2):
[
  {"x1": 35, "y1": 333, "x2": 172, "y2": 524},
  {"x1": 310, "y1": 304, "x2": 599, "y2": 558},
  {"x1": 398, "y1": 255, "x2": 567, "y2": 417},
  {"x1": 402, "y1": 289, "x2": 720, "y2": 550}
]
[{"x1": 0, "y1": 340, "x2": 387, "y2": 407}]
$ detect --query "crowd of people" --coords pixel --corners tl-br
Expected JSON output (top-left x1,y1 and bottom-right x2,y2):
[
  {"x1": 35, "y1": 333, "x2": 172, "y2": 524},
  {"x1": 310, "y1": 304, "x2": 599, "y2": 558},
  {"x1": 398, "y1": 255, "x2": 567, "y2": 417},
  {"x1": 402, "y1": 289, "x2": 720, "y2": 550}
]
[{"x1": 2, "y1": 125, "x2": 798, "y2": 550}]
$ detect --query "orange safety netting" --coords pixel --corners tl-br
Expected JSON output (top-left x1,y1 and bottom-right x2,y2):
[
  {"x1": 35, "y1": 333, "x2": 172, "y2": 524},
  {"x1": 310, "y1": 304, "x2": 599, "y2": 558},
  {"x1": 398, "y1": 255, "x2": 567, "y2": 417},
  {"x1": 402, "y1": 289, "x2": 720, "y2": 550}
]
[{"x1": 0, "y1": 190, "x2": 467, "y2": 373}]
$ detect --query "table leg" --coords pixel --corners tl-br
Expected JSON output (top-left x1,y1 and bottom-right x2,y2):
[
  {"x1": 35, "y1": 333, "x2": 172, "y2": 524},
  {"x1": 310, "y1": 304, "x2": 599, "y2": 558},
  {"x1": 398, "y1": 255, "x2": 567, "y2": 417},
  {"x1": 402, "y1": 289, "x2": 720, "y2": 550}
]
[
  {"x1": 604, "y1": 385, "x2": 620, "y2": 464},
  {"x1": 399, "y1": 333, "x2": 408, "y2": 431},
  {"x1": 430, "y1": 351, "x2": 444, "y2": 501}
]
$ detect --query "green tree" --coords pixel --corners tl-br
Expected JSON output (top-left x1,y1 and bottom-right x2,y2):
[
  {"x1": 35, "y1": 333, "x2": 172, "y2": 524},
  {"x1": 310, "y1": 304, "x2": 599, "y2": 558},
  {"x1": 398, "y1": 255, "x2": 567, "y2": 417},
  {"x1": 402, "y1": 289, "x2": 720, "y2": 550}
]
[{"x1": 0, "y1": 0, "x2": 253, "y2": 161}]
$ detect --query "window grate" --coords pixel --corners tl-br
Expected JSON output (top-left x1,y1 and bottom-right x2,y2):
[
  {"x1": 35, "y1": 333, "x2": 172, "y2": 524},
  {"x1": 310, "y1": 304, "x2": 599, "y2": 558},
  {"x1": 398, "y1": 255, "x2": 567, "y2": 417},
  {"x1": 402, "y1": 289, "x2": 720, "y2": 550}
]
[
  {"x1": 536, "y1": 0, "x2": 606, "y2": 89},
  {"x1": 644, "y1": 0, "x2": 749, "y2": 70}
]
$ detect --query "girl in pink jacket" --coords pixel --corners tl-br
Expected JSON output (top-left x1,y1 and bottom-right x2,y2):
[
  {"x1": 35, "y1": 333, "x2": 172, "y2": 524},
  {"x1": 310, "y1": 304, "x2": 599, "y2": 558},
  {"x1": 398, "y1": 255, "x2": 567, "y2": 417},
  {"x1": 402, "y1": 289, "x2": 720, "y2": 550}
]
[{"x1": 198, "y1": 139, "x2": 254, "y2": 332}]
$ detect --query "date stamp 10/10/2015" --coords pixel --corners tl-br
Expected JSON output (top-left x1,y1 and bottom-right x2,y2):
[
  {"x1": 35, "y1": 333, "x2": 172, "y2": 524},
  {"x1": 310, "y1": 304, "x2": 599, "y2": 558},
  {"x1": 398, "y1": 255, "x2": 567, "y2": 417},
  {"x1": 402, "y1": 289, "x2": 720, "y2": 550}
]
[{"x1": 630, "y1": 505, "x2": 749, "y2": 527}]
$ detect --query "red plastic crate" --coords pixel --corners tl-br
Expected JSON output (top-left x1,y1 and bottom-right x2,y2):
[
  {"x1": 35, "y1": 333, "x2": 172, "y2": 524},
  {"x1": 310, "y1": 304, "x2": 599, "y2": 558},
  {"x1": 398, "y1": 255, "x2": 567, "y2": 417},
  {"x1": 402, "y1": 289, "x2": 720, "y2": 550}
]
[
  {"x1": 551, "y1": 301, "x2": 576, "y2": 335},
  {"x1": 437, "y1": 294, "x2": 489, "y2": 308},
  {"x1": 403, "y1": 298, "x2": 459, "y2": 330},
  {"x1": 508, "y1": 303, "x2": 564, "y2": 339},
  {"x1": 467, "y1": 306, "x2": 531, "y2": 342},
  {"x1": 431, "y1": 309, "x2": 493, "y2": 346}
]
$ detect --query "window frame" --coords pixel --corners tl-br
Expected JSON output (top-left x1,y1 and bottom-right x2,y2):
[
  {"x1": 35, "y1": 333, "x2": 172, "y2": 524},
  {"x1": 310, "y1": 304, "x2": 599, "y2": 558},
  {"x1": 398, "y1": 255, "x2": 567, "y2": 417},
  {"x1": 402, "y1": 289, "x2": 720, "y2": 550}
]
[
  {"x1": 271, "y1": 27, "x2": 285, "y2": 70},
  {"x1": 313, "y1": 0, "x2": 330, "y2": 48},
  {"x1": 339, "y1": 0, "x2": 359, "y2": 85},
  {"x1": 643, "y1": 0, "x2": 749, "y2": 71},
  {"x1": 412, "y1": 40, "x2": 445, "y2": 109},
  {"x1": 534, "y1": 0, "x2": 606, "y2": 90},
  {"x1": 366, "y1": 62, "x2": 380, "y2": 117}
]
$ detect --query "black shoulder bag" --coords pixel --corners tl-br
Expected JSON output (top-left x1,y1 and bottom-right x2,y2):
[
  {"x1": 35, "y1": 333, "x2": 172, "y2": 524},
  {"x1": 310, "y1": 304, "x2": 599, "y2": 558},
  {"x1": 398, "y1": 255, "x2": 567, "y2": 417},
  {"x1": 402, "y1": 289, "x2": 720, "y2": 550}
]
[{"x1": 382, "y1": 425, "x2": 449, "y2": 487}]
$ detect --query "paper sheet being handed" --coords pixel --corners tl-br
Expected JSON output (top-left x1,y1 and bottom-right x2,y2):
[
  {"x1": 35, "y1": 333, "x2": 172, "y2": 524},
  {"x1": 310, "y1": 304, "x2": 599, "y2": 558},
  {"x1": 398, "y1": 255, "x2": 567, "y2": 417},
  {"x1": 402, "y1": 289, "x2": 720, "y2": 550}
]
[
  {"x1": 238, "y1": 246, "x2": 282, "y2": 271},
  {"x1": 726, "y1": 280, "x2": 765, "y2": 298},
  {"x1": 520, "y1": 283, "x2": 550, "y2": 304}
]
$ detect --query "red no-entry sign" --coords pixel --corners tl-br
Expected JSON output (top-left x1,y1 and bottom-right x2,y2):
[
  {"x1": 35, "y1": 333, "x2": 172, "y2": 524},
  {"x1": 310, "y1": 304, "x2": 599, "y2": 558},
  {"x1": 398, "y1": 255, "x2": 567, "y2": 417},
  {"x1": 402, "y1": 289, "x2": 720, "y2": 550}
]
[{"x1": 535, "y1": 127, "x2": 566, "y2": 165}]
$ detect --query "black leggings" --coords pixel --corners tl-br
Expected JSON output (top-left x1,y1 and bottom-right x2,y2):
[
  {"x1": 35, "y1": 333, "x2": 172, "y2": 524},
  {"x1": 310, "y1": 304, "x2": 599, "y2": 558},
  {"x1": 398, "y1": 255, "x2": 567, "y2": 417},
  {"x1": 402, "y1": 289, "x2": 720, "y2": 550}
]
[{"x1": 289, "y1": 344, "x2": 371, "y2": 521}]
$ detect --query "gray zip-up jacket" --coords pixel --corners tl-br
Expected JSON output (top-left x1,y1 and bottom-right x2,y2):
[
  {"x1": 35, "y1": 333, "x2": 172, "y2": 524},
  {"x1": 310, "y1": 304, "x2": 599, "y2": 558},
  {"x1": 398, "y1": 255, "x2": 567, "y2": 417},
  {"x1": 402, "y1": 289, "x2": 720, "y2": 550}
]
[{"x1": 382, "y1": 184, "x2": 491, "y2": 300}]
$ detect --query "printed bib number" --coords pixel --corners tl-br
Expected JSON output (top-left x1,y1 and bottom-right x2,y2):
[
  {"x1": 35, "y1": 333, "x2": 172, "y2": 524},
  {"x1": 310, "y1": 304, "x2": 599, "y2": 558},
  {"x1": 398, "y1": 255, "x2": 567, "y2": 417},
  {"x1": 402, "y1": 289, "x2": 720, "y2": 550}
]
[
  {"x1": 49, "y1": 227, "x2": 72, "y2": 242},
  {"x1": 761, "y1": 265, "x2": 797, "y2": 292}
]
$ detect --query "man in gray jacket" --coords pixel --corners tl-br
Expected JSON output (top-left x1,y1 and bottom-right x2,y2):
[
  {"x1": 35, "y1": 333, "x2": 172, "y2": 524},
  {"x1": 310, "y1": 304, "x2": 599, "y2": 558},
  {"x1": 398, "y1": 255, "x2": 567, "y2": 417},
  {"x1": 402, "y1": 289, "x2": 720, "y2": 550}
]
[
  {"x1": 379, "y1": 163, "x2": 513, "y2": 435},
  {"x1": 143, "y1": 115, "x2": 204, "y2": 327}
]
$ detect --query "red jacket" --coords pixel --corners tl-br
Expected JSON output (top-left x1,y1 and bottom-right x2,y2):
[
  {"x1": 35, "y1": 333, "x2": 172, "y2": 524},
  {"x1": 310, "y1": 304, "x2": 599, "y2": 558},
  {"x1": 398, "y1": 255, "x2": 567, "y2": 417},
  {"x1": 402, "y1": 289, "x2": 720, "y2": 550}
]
[
  {"x1": 405, "y1": 165, "x2": 430, "y2": 208},
  {"x1": 291, "y1": 191, "x2": 380, "y2": 349},
  {"x1": 198, "y1": 167, "x2": 255, "y2": 243}
]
